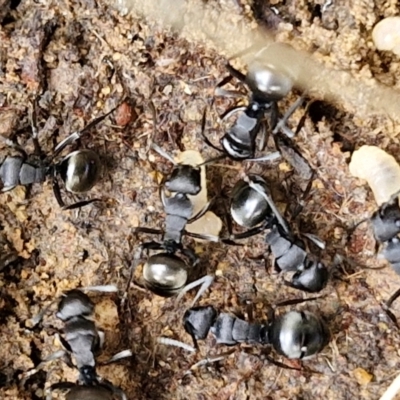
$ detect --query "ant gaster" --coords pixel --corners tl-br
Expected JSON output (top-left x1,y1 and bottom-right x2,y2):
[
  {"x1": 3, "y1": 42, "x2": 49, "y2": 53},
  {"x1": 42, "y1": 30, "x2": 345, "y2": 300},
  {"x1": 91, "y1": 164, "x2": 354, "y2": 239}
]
[
  {"x1": 183, "y1": 305, "x2": 330, "y2": 360},
  {"x1": 0, "y1": 103, "x2": 118, "y2": 209}
]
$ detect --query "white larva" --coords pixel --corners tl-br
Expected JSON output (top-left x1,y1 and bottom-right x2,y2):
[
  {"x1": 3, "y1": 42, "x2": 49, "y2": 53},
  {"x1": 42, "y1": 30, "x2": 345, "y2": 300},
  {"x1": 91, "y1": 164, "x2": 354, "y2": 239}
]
[
  {"x1": 372, "y1": 16, "x2": 400, "y2": 56},
  {"x1": 349, "y1": 145, "x2": 400, "y2": 205}
]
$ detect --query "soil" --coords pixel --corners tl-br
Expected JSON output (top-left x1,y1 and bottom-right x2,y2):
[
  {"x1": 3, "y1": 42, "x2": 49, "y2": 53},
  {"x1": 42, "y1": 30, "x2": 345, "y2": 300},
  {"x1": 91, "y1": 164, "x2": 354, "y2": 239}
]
[{"x1": 1, "y1": 0, "x2": 400, "y2": 399}]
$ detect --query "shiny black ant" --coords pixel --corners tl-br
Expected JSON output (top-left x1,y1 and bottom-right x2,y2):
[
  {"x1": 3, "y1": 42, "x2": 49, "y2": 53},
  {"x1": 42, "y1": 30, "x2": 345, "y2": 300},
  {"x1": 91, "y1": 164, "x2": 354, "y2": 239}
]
[
  {"x1": 366, "y1": 193, "x2": 400, "y2": 326},
  {"x1": 0, "y1": 102, "x2": 118, "y2": 210},
  {"x1": 224, "y1": 175, "x2": 328, "y2": 293},
  {"x1": 133, "y1": 145, "x2": 218, "y2": 303},
  {"x1": 27, "y1": 287, "x2": 130, "y2": 400},
  {"x1": 183, "y1": 305, "x2": 329, "y2": 361},
  {"x1": 201, "y1": 60, "x2": 304, "y2": 162}
]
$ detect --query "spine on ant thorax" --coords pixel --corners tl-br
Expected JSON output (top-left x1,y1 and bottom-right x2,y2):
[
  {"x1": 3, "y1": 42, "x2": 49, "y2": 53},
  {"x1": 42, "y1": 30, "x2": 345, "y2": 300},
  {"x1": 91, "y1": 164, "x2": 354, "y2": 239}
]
[{"x1": 211, "y1": 313, "x2": 269, "y2": 346}]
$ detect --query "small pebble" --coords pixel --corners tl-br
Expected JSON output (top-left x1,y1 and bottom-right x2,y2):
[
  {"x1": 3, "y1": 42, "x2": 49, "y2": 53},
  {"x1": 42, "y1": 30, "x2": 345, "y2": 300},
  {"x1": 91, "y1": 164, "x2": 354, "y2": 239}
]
[{"x1": 352, "y1": 367, "x2": 373, "y2": 385}]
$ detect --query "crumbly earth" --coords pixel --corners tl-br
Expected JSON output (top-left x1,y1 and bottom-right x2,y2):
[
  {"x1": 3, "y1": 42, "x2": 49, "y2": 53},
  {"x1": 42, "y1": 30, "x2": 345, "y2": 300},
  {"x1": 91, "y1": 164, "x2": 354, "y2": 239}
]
[{"x1": 1, "y1": 0, "x2": 400, "y2": 399}]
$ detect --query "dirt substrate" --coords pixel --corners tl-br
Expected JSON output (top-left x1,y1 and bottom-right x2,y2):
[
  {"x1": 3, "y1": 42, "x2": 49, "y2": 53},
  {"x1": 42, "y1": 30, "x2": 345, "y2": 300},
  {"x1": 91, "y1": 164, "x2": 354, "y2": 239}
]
[{"x1": 1, "y1": 0, "x2": 400, "y2": 399}]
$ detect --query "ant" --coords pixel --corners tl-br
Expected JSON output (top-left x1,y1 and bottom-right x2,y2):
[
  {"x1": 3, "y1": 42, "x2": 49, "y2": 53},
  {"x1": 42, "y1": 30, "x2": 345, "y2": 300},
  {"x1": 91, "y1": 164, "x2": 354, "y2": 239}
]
[
  {"x1": 0, "y1": 102, "x2": 118, "y2": 209},
  {"x1": 133, "y1": 144, "x2": 219, "y2": 303},
  {"x1": 201, "y1": 59, "x2": 304, "y2": 162},
  {"x1": 27, "y1": 286, "x2": 130, "y2": 399},
  {"x1": 224, "y1": 175, "x2": 329, "y2": 293}
]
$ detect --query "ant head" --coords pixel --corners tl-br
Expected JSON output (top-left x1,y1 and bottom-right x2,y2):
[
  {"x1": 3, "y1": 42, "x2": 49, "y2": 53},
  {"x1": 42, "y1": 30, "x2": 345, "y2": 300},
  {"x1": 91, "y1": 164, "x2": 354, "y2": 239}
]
[
  {"x1": 58, "y1": 149, "x2": 102, "y2": 194},
  {"x1": 247, "y1": 62, "x2": 293, "y2": 101},
  {"x1": 56, "y1": 290, "x2": 94, "y2": 322},
  {"x1": 165, "y1": 164, "x2": 202, "y2": 196},
  {"x1": 143, "y1": 253, "x2": 189, "y2": 297}
]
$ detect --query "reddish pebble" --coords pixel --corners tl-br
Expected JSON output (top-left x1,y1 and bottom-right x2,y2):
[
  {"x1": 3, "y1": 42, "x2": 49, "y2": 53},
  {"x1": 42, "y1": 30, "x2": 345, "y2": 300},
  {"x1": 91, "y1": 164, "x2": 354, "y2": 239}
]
[{"x1": 115, "y1": 102, "x2": 136, "y2": 126}]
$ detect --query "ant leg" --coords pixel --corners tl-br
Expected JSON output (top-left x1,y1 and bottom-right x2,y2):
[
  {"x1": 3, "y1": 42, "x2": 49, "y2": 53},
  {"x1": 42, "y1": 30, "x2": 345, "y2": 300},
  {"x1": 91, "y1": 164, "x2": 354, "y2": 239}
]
[
  {"x1": 291, "y1": 170, "x2": 315, "y2": 218},
  {"x1": 184, "y1": 350, "x2": 236, "y2": 376},
  {"x1": 200, "y1": 108, "x2": 225, "y2": 154},
  {"x1": 274, "y1": 296, "x2": 323, "y2": 307},
  {"x1": 264, "y1": 353, "x2": 302, "y2": 371},
  {"x1": 62, "y1": 198, "x2": 101, "y2": 210},
  {"x1": 180, "y1": 246, "x2": 200, "y2": 266},
  {"x1": 176, "y1": 275, "x2": 214, "y2": 307},
  {"x1": 53, "y1": 177, "x2": 100, "y2": 210},
  {"x1": 225, "y1": 63, "x2": 247, "y2": 83},
  {"x1": 184, "y1": 231, "x2": 220, "y2": 242},
  {"x1": 347, "y1": 218, "x2": 370, "y2": 238},
  {"x1": 157, "y1": 337, "x2": 196, "y2": 352},
  {"x1": 141, "y1": 241, "x2": 164, "y2": 251},
  {"x1": 134, "y1": 227, "x2": 163, "y2": 235},
  {"x1": 199, "y1": 154, "x2": 227, "y2": 166},
  {"x1": 102, "y1": 349, "x2": 133, "y2": 365},
  {"x1": 302, "y1": 233, "x2": 326, "y2": 249},
  {"x1": 269, "y1": 102, "x2": 279, "y2": 132},
  {"x1": 188, "y1": 198, "x2": 215, "y2": 223},
  {"x1": 81, "y1": 284, "x2": 118, "y2": 293},
  {"x1": 223, "y1": 223, "x2": 269, "y2": 242},
  {"x1": 215, "y1": 75, "x2": 244, "y2": 97},
  {"x1": 220, "y1": 106, "x2": 246, "y2": 121},
  {"x1": 293, "y1": 99, "x2": 311, "y2": 137},
  {"x1": 20, "y1": 350, "x2": 66, "y2": 385},
  {"x1": 29, "y1": 100, "x2": 43, "y2": 156},
  {"x1": 52, "y1": 174, "x2": 100, "y2": 210},
  {"x1": 273, "y1": 96, "x2": 306, "y2": 138},
  {"x1": 121, "y1": 246, "x2": 149, "y2": 310},
  {"x1": 384, "y1": 287, "x2": 400, "y2": 328},
  {"x1": 258, "y1": 123, "x2": 267, "y2": 152},
  {"x1": 246, "y1": 151, "x2": 280, "y2": 163},
  {"x1": 31, "y1": 299, "x2": 57, "y2": 326},
  {"x1": 53, "y1": 104, "x2": 120, "y2": 156},
  {"x1": 52, "y1": 175, "x2": 66, "y2": 208},
  {"x1": 216, "y1": 193, "x2": 250, "y2": 245},
  {"x1": 151, "y1": 143, "x2": 176, "y2": 164}
]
